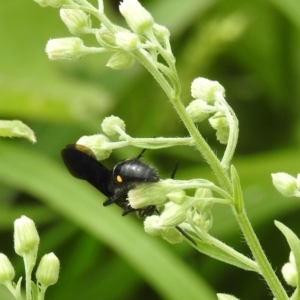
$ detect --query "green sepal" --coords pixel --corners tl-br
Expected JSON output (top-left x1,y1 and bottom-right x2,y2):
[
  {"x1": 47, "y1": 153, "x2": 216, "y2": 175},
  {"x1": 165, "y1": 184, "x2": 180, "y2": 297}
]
[
  {"x1": 231, "y1": 165, "x2": 244, "y2": 213},
  {"x1": 193, "y1": 237, "x2": 257, "y2": 272}
]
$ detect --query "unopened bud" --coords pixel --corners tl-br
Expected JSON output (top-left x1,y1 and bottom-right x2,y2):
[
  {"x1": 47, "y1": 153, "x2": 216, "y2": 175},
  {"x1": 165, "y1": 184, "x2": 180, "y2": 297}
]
[
  {"x1": 119, "y1": 0, "x2": 154, "y2": 34},
  {"x1": 36, "y1": 253, "x2": 60, "y2": 287},
  {"x1": 60, "y1": 9, "x2": 91, "y2": 36},
  {"x1": 46, "y1": 38, "x2": 87, "y2": 61},
  {"x1": 106, "y1": 52, "x2": 135, "y2": 69},
  {"x1": 191, "y1": 77, "x2": 225, "y2": 104},
  {"x1": 101, "y1": 116, "x2": 126, "y2": 137},
  {"x1": 115, "y1": 31, "x2": 140, "y2": 51},
  {"x1": 14, "y1": 216, "x2": 40, "y2": 256},
  {"x1": 0, "y1": 254, "x2": 15, "y2": 284},
  {"x1": 77, "y1": 134, "x2": 112, "y2": 160},
  {"x1": 272, "y1": 173, "x2": 300, "y2": 197}
]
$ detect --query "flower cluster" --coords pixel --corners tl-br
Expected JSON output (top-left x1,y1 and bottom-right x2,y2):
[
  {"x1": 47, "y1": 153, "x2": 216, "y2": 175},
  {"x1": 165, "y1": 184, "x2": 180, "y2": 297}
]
[
  {"x1": 31, "y1": 0, "x2": 300, "y2": 298},
  {"x1": 35, "y1": 0, "x2": 174, "y2": 83},
  {"x1": 128, "y1": 180, "x2": 231, "y2": 244},
  {"x1": 186, "y1": 77, "x2": 230, "y2": 145},
  {"x1": 76, "y1": 115, "x2": 195, "y2": 161},
  {"x1": 0, "y1": 216, "x2": 60, "y2": 300}
]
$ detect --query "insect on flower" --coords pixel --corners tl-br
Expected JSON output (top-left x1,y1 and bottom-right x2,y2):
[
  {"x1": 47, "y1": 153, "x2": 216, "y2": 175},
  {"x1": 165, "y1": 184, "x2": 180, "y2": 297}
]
[
  {"x1": 61, "y1": 144, "x2": 196, "y2": 245},
  {"x1": 61, "y1": 144, "x2": 158, "y2": 217}
]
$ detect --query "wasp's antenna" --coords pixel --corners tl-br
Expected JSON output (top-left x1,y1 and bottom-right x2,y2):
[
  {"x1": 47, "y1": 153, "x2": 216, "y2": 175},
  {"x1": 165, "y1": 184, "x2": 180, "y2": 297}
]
[
  {"x1": 170, "y1": 161, "x2": 179, "y2": 179},
  {"x1": 136, "y1": 148, "x2": 147, "y2": 159}
]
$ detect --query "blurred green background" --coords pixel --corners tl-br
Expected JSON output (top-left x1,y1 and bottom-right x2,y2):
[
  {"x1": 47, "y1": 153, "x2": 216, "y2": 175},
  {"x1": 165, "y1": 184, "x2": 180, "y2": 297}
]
[{"x1": 1, "y1": 0, "x2": 300, "y2": 299}]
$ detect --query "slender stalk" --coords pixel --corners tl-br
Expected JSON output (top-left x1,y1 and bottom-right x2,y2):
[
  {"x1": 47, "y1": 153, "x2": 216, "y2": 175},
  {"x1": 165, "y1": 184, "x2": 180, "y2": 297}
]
[
  {"x1": 235, "y1": 210, "x2": 289, "y2": 300},
  {"x1": 171, "y1": 96, "x2": 232, "y2": 193},
  {"x1": 135, "y1": 39, "x2": 289, "y2": 299},
  {"x1": 134, "y1": 48, "x2": 232, "y2": 193},
  {"x1": 134, "y1": 32, "x2": 290, "y2": 300},
  {"x1": 23, "y1": 255, "x2": 33, "y2": 300},
  {"x1": 38, "y1": 286, "x2": 46, "y2": 300}
]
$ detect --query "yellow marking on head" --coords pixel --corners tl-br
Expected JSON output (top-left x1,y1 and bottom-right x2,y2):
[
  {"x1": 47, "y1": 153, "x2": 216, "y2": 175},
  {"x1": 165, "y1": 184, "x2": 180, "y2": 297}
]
[{"x1": 116, "y1": 175, "x2": 123, "y2": 183}]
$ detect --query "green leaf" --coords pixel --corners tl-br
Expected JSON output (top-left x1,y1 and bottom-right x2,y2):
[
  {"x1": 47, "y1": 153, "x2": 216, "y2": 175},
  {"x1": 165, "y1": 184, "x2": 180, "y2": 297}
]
[
  {"x1": 231, "y1": 165, "x2": 244, "y2": 213},
  {"x1": 193, "y1": 238, "x2": 257, "y2": 272}
]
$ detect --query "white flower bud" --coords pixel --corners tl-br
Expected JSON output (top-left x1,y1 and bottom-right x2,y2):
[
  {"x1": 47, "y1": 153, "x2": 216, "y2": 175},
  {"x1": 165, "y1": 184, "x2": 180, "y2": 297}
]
[
  {"x1": 14, "y1": 216, "x2": 40, "y2": 256},
  {"x1": 167, "y1": 190, "x2": 186, "y2": 204},
  {"x1": 144, "y1": 216, "x2": 183, "y2": 244},
  {"x1": 77, "y1": 134, "x2": 112, "y2": 160},
  {"x1": 96, "y1": 25, "x2": 116, "y2": 47},
  {"x1": 281, "y1": 252, "x2": 297, "y2": 287},
  {"x1": 0, "y1": 254, "x2": 15, "y2": 284},
  {"x1": 106, "y1": 52, "x2": 135, "y2": 69},
  {"x1": 191, "y1": 77, "x2": 225, "y2": 104},
  {"x1": 186, "y1": 99, "x2": 216, "y2": 123},
  {"x1": 119, "y1": 0, "x2": 154, "y2": 34},
  {"x1": 209, "y1": 112, "x2": 229, "y2": 144},
  {"x1": 0, "y1": 120, "x2": 36, "y2": 143},
  {"x1": 36, "y1": 253, "x2": 60, "y2": 287},
  {"x1": 115, "y1": 31, "x2": 140, "y2": 51},
  {"x1": 128, "y1": 182, "x2": 168, "y2": 209},
  {"x1": 194, "y1": 188, "x2": 213, "y2": 199},
  {"x1": 101, "y1": 116, "x2": 126, "y2": 137},
  {"x1": 144, "y1": 215, "x2": 163, "y2": 236},
  {"x1": 46, "y1": 38, "x2": 88, "y2": 61},
  {"x1": 60, "y1": 9, "x2": 91, "y2": 36},
  {"x1": 216, "y1": 127, "x2": 229, "y2": 144},
  {"x1": 272, "y1": 172, "x2": 300, "y2": 197},
  {"x1": 152, "y1": 24, "x2": 170, "y2": 42},
  {"x1": 209, "y1": 112, "x2": 228, "y2": 130},
  {"x1": 159, "y1": 203, "x2": 187, "y2": 227},
  {"x1": 289, "y1": 251, "x2": 296, "y2": 265},
  {"x1": 161, "y1": 228, "x2": 183, "y2": 244}
]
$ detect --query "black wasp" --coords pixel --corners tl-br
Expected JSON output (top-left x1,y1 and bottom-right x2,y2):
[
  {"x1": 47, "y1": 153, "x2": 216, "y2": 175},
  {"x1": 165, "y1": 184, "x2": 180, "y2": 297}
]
[
  {"x1": 61, "y1": 144, "x2": 158, "y2": 217},
  {"x1": 61, "y1": 144, "x2": 196, "y2": 245}
]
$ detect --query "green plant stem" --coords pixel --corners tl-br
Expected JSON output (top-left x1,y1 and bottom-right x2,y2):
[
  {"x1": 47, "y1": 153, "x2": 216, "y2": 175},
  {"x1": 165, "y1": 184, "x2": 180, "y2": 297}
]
[
  {"x1": 24, "y1": 258, "x2": 32, "y2": 300},
  {"x1": 172, "y1": 96, "x2": 232, "y2": 193},
  {"x1": 235, "y1": 210, "x2": 289, "y2": 300},
  {"x1": 135, "y1": 33, "x2": 287, "y2": 299},
  {"x1": 134, "y1": 49, "x2": 232, "y2": 193},
  {"x1": 38, "y1": 286, "x2": 46, "y2": 300},
  {"x1": 218, "y1": 98, "x2": 239, "y2": 169}
]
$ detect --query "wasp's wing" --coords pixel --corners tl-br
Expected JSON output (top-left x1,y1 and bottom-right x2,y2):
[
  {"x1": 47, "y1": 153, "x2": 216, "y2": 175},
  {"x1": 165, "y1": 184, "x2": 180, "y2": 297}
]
[{"x1": 61, "y1": 144, "x2": 113, "y2": 198}]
